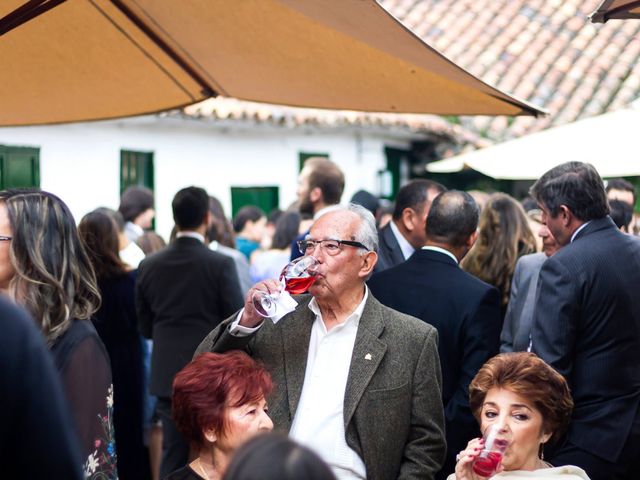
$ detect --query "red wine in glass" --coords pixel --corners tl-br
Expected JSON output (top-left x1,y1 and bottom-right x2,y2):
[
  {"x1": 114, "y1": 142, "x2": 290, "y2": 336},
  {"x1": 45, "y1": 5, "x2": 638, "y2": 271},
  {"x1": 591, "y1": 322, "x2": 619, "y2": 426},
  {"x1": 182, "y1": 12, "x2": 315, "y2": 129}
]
[
  {"x1": 472, "y1": 451, "x2": 503, "y2": 477},
  {"x1": 284, "y1": 275, "x2": 317, "y2": 294},
  {"x1": 472, "y1": 424, "x2": 511, "y2": 477},
  {"x1": 252, "y1": 256, "x2": 319, "y2": 317}
]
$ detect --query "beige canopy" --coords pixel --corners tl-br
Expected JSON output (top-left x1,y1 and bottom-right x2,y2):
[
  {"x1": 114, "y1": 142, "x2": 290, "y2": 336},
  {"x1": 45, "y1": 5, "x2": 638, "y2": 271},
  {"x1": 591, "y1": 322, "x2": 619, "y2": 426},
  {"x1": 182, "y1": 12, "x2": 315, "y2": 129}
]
[
  {"x1": 0, "y1": 0, "x2": 544, "y2": 126},
  {"x1": 591, "y1": 0, "x2": 640, "y2": 22}
]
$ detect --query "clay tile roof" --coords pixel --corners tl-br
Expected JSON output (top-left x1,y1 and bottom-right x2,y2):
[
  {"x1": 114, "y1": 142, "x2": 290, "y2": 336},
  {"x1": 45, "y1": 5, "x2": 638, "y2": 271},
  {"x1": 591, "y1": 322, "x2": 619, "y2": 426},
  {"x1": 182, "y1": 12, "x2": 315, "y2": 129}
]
[
  {"x1": 180, "y1": 97, "x2": 489, "y2": 148},
  {"x1": 379, "y1": 0, "x2": 640, "y2": 141}
]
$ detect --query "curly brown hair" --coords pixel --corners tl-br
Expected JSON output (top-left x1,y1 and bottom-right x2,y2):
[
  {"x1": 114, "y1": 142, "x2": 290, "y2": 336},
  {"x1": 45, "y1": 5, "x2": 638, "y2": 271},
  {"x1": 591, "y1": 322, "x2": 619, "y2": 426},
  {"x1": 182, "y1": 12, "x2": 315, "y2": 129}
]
[{"x1": 469, "y1": 352, "x2": 573, "y2": 444}]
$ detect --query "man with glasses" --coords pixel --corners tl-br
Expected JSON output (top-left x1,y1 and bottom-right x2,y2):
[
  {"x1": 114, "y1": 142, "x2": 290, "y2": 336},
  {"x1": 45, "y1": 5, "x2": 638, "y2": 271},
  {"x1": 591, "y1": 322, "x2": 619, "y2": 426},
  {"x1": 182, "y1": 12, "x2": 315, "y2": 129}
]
[{"x1": 197, "y1": 204, "x2": 446, "y2": 480}]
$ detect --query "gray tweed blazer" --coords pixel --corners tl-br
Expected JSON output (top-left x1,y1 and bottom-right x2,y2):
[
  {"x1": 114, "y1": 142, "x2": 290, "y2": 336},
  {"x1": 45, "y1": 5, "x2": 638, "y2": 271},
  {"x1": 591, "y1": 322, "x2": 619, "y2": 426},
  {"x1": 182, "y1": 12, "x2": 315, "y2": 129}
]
[{"x1": 195, "y1": 293, "x2": 446, "y2": 480}]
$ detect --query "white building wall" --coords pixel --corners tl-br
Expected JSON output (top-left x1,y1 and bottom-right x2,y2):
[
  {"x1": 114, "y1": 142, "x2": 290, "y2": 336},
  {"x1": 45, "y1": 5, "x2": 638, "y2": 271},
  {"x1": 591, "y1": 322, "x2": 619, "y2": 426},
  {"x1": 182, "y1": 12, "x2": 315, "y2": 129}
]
[{"x1": 0, "y1": 116, "x2": 416, "y2": 240}]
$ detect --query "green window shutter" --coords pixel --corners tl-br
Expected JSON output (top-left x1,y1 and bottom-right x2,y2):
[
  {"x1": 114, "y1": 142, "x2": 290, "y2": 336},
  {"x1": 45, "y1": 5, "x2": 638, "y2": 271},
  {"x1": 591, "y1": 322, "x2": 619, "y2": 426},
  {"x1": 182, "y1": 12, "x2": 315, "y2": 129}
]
[
  {"x1": 231, "y1": 187, "x2": 279, "y2": 218},
  {"x1": 298, "y1": 152, "x2": 329, "y2": 172},
  {"x1": 0, "y1": 146, "x2": 40, "y2": 189},
  {"x1": 120, "y1": 150, "x2": 154, "y2": 194},
  {"x1": 383, "y1": 147, "x2": 404, "y2": 200}
]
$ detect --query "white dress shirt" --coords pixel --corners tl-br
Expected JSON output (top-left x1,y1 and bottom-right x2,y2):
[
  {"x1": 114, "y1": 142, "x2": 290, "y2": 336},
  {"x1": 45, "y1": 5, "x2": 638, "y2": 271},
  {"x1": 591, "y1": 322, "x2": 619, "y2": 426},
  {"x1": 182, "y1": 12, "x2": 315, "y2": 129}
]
[
  {"x1": 390, "y1": 220, "x2": 415, "y2": 260},
  {"x1": 570, "y1": 221, "x2": 591, "y2": 243},
  {"x1": 289, "y1": 289, "x2": 368, "y2": 480},
  {"x1": 421, "y1": 245, "x2": 458, "y2": 264},
  {"x1": 176, "y1": 231, "x2": 205, "y2": 243}
]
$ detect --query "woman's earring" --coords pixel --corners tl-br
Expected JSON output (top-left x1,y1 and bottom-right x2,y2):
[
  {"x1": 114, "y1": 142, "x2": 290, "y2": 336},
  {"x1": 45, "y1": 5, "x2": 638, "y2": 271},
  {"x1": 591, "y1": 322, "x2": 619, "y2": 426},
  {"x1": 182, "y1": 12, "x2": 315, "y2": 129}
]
[{"x1": 539, "y1": 443, "x2": 545, "y2": 460}]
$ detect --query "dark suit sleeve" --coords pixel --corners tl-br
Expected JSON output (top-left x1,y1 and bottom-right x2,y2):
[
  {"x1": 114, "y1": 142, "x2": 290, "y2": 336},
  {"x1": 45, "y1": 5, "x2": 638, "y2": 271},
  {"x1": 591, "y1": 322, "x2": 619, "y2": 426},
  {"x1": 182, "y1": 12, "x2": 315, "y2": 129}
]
[
  {"x1": 399, "y1": 328, "x2": 446, "y2": 480},
  {"x1": 194, "y1": 313, "x2": 255, "y2": 357},
  {"x1": 500, "y1": 260, "x2": 523, "y2": 353},
  {"x1": 135, "y1": 266, "x2": 153, "y2": 339},
  {"x1": 216, "y1": 256, "x2": 245, "y2": 319},
  {"x1": 531, "y1": 258, "x2": 579, "y2": 378},
  {"x1": 446, "y1": 287, "x2": 501, "y2": 451}
]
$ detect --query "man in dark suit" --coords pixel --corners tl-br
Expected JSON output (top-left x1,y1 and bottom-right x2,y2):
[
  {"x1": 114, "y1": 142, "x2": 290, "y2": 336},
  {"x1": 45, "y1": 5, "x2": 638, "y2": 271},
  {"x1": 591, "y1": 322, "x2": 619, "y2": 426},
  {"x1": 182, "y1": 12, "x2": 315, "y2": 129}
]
[
  {"x1": 530, "y1": 162, "x2": 640, "y2": 480},
  {"x1": 136, "y1": 186, "x2": 244, "y2": 477},
  {"x1": 368, "y1": 190, "x2": 501, "y2": 479},
  {"x1": 197, "y1": 205, "x2": 446, "y2": 480},
  {"x1": 290, "y1": 156, "x2": 345, "y2": 261},
  {"x1": 375, "y1": 179, "x2": 446, "y2": 273}
]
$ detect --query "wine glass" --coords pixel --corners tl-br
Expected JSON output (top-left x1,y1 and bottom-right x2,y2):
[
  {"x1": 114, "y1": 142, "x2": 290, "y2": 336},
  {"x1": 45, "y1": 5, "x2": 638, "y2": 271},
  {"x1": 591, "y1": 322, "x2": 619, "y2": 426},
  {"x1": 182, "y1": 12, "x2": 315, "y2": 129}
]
[
  {"x1": 252, "y1": 255, "x2": 319, "y2": 317},
  {"x1": 472, "y1": 424, "x2": 512, "y2": 477}
]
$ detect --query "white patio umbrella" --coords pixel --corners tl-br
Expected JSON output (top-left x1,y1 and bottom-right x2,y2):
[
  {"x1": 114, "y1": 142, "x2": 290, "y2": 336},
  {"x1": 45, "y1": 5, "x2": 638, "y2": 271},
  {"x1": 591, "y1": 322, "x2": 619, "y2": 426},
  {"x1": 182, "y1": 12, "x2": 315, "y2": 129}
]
[{"x1": 427, "y1": 103, "x2": 640, "y2": 179}]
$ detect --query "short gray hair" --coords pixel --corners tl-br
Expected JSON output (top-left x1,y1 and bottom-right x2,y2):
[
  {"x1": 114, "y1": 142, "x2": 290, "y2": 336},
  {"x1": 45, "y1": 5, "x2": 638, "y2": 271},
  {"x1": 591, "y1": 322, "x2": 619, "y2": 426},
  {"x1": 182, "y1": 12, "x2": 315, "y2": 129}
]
[{"x1": 346, "y1": 203, "x2": 379, "y2": 254}]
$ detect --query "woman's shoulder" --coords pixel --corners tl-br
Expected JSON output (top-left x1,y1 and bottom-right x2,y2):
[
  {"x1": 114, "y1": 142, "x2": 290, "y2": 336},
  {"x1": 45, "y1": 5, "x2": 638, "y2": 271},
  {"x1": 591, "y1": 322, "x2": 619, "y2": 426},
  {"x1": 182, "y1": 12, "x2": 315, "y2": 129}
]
[
  {"x1": 51, "y1": 320, "x2": 109, "y2": 371},
  {"x1": 493, "y1": 465, "x2": 591, "y2": 479}
]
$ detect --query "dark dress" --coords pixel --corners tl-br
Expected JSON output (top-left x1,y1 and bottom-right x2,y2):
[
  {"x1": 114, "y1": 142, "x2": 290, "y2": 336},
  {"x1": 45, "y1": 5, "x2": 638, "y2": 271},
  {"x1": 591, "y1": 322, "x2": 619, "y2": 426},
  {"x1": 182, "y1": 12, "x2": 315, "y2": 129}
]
[
  {"x1": 50, "y1": 318, "x2": 118, "y2": 479},
  {"x1": 93, "y1": 270, "x2": 148, "y2": 480},
  {"x1": 163, "y1": 465, "x2": 203, "y2": 480}
]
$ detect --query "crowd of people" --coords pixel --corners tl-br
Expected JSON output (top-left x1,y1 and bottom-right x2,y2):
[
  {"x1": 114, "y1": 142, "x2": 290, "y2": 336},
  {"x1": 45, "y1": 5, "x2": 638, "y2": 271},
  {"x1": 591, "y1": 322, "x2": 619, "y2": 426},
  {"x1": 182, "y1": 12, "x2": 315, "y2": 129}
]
[{"x1": 3, "y1": 158, "x2": 640, "y2": 480}]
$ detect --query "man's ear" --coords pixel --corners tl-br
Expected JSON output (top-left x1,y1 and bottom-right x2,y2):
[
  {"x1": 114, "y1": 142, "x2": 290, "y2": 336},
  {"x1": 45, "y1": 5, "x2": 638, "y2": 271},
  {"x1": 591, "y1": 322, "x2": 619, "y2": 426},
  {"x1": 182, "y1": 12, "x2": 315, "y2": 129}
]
[
  {"x1": 358, "y1": 251, "x2": 378, "y2": 279},
  {"x1": 309, "y1": 187, "x2": 322, "y2": 205},
  {"x1": 558, "y1": 205, "x2": 573, "y2": 227},
  {"x1": 401, "y1": 207, "x2": 417, "y2": 232},
  {"x1": 203, "y1": 211, "x2": 213, "y2": 229},
  {"x1": 466, "y1": 229, "x2": 479, "y2": 249}
]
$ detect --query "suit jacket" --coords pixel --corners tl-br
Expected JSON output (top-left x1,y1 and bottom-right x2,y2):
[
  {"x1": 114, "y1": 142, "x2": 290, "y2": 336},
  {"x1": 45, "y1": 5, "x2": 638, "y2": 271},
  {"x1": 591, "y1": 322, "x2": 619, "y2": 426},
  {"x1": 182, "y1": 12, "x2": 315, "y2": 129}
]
[
  {"x1": 531, "y1": 217, "x2": 640, "y2": 463},
  {"x1": 136, "y1": 236, "x2": 243, "y2": 397},
  {"x1": 500, "y1": 252, "x2": 547, "y2": 353},
  {"x1": 196, "y1": 293, "x2": 446, "y2": 480},
  {"x1": 374, "y1": 222, "x2": 407, "y2": 273},
  {"x1": 368, "y1": 249, "x2": 501, "y2": 478}
]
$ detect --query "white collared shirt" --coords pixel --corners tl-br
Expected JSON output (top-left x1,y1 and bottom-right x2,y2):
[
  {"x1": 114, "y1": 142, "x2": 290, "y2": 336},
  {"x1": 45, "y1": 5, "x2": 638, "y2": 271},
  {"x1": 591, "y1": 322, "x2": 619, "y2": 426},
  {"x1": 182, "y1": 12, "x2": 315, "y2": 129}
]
[
  {"x1": 421, "y1": 245, "x2": 458, "y2": 264},
  {"x1": 389, "y1": 220, "x2": 415, "y2": 260},
  {"x1": 570, "y1": 221, "x2": 591, "y2": 243},
  {"x1": 288, "y1": 289, "x2": 369, "y2": 480},
  {"x1": 176, "y1": 231, "x2": 205, "y2": 243}
]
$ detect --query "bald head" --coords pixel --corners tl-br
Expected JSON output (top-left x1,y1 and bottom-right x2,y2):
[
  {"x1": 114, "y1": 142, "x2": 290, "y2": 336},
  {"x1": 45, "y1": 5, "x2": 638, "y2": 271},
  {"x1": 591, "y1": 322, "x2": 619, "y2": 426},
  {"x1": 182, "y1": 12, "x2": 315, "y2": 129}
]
[{"x1": 425, "y1": 191, "x2": 479, "y2": 248}]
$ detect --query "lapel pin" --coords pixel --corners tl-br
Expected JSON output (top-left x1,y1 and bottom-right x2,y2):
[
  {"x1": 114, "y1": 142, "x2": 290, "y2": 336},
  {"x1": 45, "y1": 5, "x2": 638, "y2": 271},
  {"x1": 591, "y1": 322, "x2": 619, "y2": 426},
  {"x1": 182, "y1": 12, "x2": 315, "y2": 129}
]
[{"x1": 365, "y1": 353, "x2": 372, "y2": 360}]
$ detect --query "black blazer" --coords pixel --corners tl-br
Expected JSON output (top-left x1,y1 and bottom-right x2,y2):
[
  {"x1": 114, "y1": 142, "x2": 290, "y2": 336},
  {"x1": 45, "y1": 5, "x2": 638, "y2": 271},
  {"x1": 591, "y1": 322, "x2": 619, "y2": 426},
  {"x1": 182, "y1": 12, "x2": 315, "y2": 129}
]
[
  {"x1": 136, "y1": 237, "x2": 244, "y2": 397},
  {"x1": 374, "y1": 222, "x2": 406, "y2": 273},
  {"x1": 368, "y1": 249, "x2": 501, "y2": 478},
  {"x1": 532, "y1": 217, "x2": 640, "y2": 463}
]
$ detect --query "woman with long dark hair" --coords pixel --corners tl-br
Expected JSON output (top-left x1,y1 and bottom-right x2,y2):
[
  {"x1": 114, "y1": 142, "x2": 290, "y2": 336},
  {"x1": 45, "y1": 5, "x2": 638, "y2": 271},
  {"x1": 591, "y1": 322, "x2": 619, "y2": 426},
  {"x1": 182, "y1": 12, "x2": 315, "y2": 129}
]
[
  {"x1": 0, "y1": 188, "x2": 116, "y2": 479},
  {"x1": 79, "y1": 207, "x2": 148, "y2": 480},
  {"x1": 461, "y1": 193, "x2": 536, "y2": 318}
]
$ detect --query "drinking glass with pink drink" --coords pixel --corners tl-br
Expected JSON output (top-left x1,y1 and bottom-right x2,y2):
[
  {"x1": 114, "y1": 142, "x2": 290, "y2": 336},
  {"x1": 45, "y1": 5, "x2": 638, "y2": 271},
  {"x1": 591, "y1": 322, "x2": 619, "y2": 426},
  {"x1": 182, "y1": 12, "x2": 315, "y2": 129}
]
[
  {"x1": 252, "y1": 255, "x2": 319, "y2": 317},
  {"x1": 472, "y1": 424, "x2": 512, "y2": 477}
]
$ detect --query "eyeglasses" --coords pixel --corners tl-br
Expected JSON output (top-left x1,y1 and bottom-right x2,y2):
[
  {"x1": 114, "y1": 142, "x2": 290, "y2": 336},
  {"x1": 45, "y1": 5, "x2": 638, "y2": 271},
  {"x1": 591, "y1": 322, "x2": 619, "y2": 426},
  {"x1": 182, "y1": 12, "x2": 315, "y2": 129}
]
[
  {"x1": 0, "y1": 236, "x2": 12, "y2": 242},
  {"x1": 297, "y1": 238, "x2": 370, "y2": 256}
]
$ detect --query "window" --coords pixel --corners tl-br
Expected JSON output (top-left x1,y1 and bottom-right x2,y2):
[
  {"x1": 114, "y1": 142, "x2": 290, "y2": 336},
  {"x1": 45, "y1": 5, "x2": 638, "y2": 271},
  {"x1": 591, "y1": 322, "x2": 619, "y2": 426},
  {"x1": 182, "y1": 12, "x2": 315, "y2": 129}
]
[
  {"x1": 120, "y1": 150, "x2": 154, "y2": 194},
  {"x1": 231, "y1": 187, "x2": 279, "y2": 218},
  {"x1": 298, "y1": 152, "x2": 329, "y2": 172},
  {"x1": 0, "y1": 145, "x2": 40, "y2": 189}
]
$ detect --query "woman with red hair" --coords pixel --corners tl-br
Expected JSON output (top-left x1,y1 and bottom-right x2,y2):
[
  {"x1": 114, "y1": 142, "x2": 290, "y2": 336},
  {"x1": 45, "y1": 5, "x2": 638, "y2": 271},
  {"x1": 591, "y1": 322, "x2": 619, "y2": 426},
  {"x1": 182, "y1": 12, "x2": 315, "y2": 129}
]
[{"x1": 164, "y1": 351, "x2": 274, "y2": 480}]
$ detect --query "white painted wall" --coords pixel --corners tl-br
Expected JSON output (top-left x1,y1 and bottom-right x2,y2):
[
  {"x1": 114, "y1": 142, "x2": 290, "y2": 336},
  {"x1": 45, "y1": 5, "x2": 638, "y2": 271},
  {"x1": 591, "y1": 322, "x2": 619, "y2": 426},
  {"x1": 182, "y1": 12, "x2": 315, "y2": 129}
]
[{"x1": 0, "y1": 116, "x2": 417, "y2": 240}]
